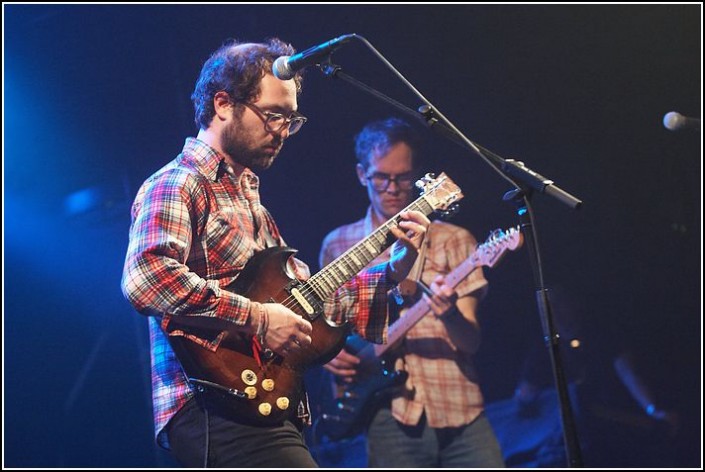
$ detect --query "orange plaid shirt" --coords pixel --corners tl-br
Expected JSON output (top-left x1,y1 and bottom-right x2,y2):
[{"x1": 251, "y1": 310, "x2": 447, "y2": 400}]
[{"x1": 320, "y1": 207, "x2": 488, "y2": 427}]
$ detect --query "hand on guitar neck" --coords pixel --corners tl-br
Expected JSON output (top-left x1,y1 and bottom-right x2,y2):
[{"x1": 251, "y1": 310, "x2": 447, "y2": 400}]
[
  {"x1": 422, "y1": 275, "x2": 459, "y2": 317},
  {"x1": 386, "y1": 211, "x2": 431, "y2": 283}
]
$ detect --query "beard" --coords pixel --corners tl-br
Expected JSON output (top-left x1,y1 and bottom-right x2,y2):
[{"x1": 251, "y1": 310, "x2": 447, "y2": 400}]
[{"x1": 221, "y1": 114, "x2": 282, "y2": 170}]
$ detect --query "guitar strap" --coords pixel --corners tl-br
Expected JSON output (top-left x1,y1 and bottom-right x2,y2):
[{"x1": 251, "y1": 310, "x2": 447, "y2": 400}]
[{"x1": 397, "y1": 224, "x2": 431, "y2": 300}]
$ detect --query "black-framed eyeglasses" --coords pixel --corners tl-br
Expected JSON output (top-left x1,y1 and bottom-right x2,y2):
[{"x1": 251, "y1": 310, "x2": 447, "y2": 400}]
[
  {"x1": 365, "y1": 171, "x2": 416, "y2": 192},
  {"x1": 243, "y1": 102, "x2": 307, "y2": 135}
]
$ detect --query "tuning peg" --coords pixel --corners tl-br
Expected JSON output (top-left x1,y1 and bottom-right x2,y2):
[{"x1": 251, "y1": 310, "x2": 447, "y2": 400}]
[
  {"x1": 415, "y1": 173, "x2": 438, "y2": 191},
  {"x1": 437, "y1": 203, "x2": 460, "y2": 220},
  {"x1": 489, "y1": 228, "x2": 504, "y2": 239}
]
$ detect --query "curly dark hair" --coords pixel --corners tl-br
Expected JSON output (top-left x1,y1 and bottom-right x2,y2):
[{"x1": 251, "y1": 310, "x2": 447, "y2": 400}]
[
  {"x1": 354, "y1": 117, "x2": 423, "y2": 169},
  {"x1": 191, "y1": 38, "x2": 304, "y2": 129}
]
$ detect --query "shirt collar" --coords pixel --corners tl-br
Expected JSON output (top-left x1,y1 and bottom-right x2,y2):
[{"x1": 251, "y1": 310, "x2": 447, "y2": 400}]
[
  {"x1": 363, "y1": 206, "x2": 377, "y2": 235},
  {"x1": 181, "y1": 137, "x2": 259, "y2": 189}
]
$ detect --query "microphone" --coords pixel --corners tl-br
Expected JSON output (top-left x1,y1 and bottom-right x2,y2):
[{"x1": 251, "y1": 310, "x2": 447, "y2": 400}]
[
  {"x1": 273, "y1": 34, "x2": 354, "y2": 80},
  {"x1": 663, "y1": 111, "x2": 701, "y2": 131}
]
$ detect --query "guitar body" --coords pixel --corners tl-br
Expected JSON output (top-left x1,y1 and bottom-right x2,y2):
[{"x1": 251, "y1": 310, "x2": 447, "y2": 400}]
[
  {"x1": 170, "y1": 247, "x2": 350, "y2": 425},
  {"x1": 319, "y1": 334, "x2": 408, "y2": 440}
]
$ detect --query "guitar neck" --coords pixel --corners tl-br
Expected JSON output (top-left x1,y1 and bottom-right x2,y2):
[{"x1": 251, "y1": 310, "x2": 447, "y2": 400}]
[
  {"x1": 374, "y1": 251, "x2": 480, "y2": 356},
  {"x1": 305, "y1": 197, "x2": 434, "y2": 302}
]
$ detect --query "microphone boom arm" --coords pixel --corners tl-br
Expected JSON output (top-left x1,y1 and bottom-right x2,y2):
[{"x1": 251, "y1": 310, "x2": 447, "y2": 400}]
[{"x1": 317, "y1": 35, "x2": 581, "y2": 210}]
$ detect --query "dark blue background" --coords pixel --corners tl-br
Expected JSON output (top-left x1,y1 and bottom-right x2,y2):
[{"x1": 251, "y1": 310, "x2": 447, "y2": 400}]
[{"x1": 4, "y1": 4, "x2": 700, "y2": 467}]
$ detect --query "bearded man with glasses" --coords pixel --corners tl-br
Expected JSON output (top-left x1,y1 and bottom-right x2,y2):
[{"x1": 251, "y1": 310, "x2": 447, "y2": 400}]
[{"x1": 122, "y1": 39, "x2": 430, "y2": 468}]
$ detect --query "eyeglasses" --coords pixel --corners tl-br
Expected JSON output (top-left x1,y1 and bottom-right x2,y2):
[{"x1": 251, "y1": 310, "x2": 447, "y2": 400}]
[
  {"x1": 365, "y1": 171, "x2": 416, "y2": 192},
  {"x1": 243, "y1": 102, "x2": 307, "y2": 135}
]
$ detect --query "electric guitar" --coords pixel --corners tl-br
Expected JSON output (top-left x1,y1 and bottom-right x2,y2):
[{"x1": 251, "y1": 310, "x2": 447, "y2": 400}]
[
  {"x1": 318, "y1": 227, "x2": 523, "y2": 440},
  {"x1": 168, "y1": 173, "x2": 463, "y2": 425}
]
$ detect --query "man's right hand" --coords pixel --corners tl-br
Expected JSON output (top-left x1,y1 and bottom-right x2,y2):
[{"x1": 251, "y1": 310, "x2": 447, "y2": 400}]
[
  {"x1": 323, "y1": 349, "x2": 361, "y2": 383},
  {"x1": 258, "y1": 302, "x2": 313, "y2": 357}
]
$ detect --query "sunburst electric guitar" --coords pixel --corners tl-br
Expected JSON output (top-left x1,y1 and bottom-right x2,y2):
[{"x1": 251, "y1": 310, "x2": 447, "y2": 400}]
[{"x1": 168, "y1": 173, "x2": 464, "y2": 424}]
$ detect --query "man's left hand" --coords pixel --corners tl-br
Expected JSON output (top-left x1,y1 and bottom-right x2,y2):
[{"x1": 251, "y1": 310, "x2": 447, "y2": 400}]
[{"x1": 387, "y1": 210, "x2": 430, "y2": 283}]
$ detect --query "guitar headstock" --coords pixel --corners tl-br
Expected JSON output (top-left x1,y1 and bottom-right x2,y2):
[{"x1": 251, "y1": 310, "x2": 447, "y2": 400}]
[
  {"x1": 416, "y1": 173, "x2": 464, "y2": 213},
  {"x1": 476, "y1": 227, "x2": 523, "y2": 268}
]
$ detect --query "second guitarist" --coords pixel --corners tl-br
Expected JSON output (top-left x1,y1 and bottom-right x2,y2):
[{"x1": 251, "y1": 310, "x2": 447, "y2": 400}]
[{"x1": 318, "y1": 118, "x2": 505, "y2": 468}]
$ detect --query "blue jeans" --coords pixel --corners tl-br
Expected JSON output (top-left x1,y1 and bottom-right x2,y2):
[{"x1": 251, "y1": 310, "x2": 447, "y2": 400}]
[
  {"x1": 167, "y1": 397, "x2": 318, "y2": 468},
  {"x1": 367, "y1": 407, "x2": 505, "y2": 467}
]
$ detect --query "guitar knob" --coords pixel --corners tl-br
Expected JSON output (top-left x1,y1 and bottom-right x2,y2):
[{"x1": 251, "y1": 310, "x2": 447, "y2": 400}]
[
  {"x1": 244, "y1": 386, "x2": 257, "y2": 399},
  {"x1": 261, "y1": 379, "x2": 275, "y2": 392},
  {"x1": 276, "y1": 397, "x2": 290, "y2": 410},
  {"x1": 258, "y1": 402, "x2": 272, "y2": 416}
]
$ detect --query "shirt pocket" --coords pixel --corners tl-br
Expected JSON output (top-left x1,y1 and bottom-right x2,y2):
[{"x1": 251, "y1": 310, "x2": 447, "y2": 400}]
[{"x1": 203, "y1": 210, "x2": 252, "y2": 277}]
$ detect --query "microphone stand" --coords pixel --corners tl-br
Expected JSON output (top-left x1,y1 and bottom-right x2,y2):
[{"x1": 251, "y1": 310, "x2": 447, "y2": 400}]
[{"x1": 317, "y1": 34, "x2": 584, "y2": 467}]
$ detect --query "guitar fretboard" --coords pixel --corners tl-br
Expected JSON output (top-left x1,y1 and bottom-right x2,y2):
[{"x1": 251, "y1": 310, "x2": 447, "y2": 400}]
[
  {"x1": 381, "y1": 252, "x2": 480, "y2": 353},
  {"x1": 305, "y1": 198, "x2": 434, "y2": 302}
]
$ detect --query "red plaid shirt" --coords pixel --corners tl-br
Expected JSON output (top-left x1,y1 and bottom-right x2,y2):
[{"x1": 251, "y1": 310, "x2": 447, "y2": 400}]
[
  {"x1": 320, "y1": 207, "x2": 488, "y2": 428},
  {"x1": 122, "y1": 139, "x2": 390, "y2": 448}
]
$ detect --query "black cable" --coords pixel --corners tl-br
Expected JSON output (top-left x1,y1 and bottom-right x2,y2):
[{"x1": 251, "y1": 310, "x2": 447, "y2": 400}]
[{"x1": 203, "y1": 404, "x2": 210, "y2": 468}]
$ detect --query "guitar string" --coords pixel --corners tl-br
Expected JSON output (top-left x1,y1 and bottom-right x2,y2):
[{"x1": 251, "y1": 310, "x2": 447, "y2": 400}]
[
  {"x1": 271, "y1": 183, "x2": 461, "y2": 316},
  {"x1": 277, "y1": 216, "x2": 402, "y2": 312},
  {"x1": 275, "y1": 202, "x2": 417, "y2": 312},
  {"x1": 279, "y1": 197, "x2": 432, "y2": 311},
  {"x1": 282, "y1": 226, "x2": 518, "y2": 313}
]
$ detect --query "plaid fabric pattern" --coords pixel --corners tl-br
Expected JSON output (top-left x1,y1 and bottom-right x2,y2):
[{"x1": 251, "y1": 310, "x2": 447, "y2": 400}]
[
  {"x1": 320, "y1": 207, "x2": 488, "y2": 428},
  {"x1": 122, "y1": 139, "x2": 390, "y2": 448}
]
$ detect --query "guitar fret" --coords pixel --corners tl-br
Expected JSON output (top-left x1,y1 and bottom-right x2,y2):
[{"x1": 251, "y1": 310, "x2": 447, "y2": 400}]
[
  {"x1": 348, "y1": 251, "x2": 362, "y2": 267},
  {"x1": 327, "y1": 270, "x2": 342, "y2": 290},
  {"x1": 307, "y1": 278, "x2": 327, "y2": 300},
  {"x1": 415, "y1": 199, "x2": 433, "y2": 215},
  {"x1": 363, "y1": 240, "x2": 378, "y2": 256},
  {"x1": 340, "y1": 256, "x2": 355, "y2": 277},
  {"x1": 334, "y1": 264, "x2": 349, "y2": 282},
  {"x1": 318, "y1": 275, "x2": 334, "y2": 295},
  {"x1": 337, "y1": 264, "x2": 351, "y2": 279},
  {"x1": 327, "y1": 265, "x2": 346, "y2": 287},
  {"x1": 371, "y1": 230, "x2": 387, "y2": 246},
  {"x1": 354, "y1": 245, "x2": 373, "y2": 265}
]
